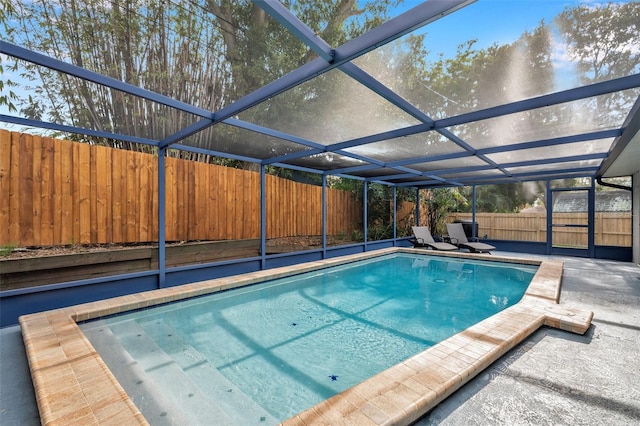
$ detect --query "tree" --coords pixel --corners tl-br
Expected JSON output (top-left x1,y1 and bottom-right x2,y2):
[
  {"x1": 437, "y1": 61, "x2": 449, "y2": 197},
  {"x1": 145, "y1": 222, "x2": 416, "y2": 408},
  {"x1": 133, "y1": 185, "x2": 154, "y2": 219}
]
[
  {"x1": 6, "y1": 0, "x2": 231, "y2": 157},
  {"x1": 556, "y1": 2, "x2": 640, "y2": 116},
  {"x1": 459, "y1": 183, "x2": 538, "y2": 213},
  {"x1": 4, "y1": 0, "x2": 401, "y2": 167},
  {"x1": 0, "y1": 0, "x2": 18, "y2": 113},
  {"x1": 422, "y1": 188, "x2": 467, "y2": 236}
]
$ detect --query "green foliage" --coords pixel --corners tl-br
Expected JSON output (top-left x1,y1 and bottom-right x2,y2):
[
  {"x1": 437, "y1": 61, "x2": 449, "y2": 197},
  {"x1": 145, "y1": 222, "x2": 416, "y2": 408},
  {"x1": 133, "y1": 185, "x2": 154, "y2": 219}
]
[
  {"x1": 422, "y1": 188, "x2": 467, "y2": 236},
  {"x1": 556, "y1": 1, "x2": 640, "y2": 116},
  {"x1": 0, "y1": 242, "x2": 18, "y2": 256},
  {"x1": 0, "y1": 0, "x2": 18, "y2": 113},
  {"x1": 556, "y1": 2, "x2": 640, "y2": 82},
  {"x1": 366, "y1": 183, "x2": 392, "y2": 241},
  {"x1": 458, "y1": 183, "x2": 539, "y2": 213}
]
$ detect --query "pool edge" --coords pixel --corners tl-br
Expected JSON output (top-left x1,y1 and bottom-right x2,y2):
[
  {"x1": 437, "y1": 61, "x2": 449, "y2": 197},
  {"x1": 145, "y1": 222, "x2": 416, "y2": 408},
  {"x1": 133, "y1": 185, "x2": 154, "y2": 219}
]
[{"x1": 19, "y1": 248, "x2": 593, "y2": 425}]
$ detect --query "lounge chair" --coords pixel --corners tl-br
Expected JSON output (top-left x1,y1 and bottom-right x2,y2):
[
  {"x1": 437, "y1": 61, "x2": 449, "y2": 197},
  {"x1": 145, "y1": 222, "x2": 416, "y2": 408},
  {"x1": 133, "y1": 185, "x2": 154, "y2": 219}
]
[
  {"x1": 445, "y1": 222, "x2": 496, "y2": 254},
  {"x1": 410, "y1": 226, "x2": 459, "y2": 251}
]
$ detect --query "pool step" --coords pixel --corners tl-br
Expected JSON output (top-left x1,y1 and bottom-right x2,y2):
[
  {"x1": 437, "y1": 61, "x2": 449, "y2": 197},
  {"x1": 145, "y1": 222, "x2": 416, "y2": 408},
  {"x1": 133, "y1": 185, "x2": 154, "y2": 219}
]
[
  {"x1": 99, "y1": 322, "x2": 277, "y2": 425},
  {"x1": 138, "y1": 318, "x2": 278, "y2": 425},
  {"x1": 82, "y1": 321, "x2": 195, "y2": 426}
]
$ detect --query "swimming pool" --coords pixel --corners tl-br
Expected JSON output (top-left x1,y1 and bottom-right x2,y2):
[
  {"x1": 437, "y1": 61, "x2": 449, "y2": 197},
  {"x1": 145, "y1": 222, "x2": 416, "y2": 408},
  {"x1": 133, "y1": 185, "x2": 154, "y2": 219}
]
[
  {"x1": 80, "y1": 253, "x2": 536, "y2": 424},
  {"x1": 19, "y1": 248, "x2": 593, "y2": 425}
]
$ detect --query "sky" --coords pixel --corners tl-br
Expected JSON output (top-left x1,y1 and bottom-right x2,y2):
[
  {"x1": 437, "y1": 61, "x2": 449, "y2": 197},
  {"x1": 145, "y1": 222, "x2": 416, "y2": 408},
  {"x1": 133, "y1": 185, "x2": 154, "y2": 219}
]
[{"x1": 398, "y1": 0, "x2": 598, "y2": 57}]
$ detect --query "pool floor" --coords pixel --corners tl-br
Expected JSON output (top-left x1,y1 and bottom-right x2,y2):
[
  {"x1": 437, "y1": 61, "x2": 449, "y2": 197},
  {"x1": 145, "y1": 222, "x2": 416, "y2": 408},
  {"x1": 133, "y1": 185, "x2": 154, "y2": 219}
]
[{"x1": 19, "y1": 248, "x2": 593, "y2": 425}]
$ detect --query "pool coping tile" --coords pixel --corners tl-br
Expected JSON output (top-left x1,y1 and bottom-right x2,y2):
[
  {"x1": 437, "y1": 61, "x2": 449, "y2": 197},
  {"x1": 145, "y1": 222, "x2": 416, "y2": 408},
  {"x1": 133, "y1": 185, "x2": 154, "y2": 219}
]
[{"x1": 19, "y1": 248, "x2": 593, "y2": 426}]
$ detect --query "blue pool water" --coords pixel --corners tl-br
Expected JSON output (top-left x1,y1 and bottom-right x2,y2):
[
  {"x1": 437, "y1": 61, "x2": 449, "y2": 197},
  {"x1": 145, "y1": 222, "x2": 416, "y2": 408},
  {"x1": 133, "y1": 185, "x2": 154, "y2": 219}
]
[{"x1": 81, "y1": 253, "x2": 536, "y2": 425}]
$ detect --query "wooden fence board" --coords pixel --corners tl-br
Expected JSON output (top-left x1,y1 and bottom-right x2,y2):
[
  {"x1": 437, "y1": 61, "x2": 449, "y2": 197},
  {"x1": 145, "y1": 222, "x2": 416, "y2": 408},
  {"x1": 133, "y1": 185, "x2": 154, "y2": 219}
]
[
  {"x1": 31, "y1": 135, "x2": 42, "y2": 246},
  {"x1": 201, "y1": 163, "x2": 208, "y2": 240},
  {"x1": 88, "y1": 146, "x2": 97, "y2": 243},
  {"x1": 108, "y1": 148, "x2": 121, "y2": 243},
  {"x1": 0, "y1": 130, "x2": 11, "y2": 245},
  {"x1": 186, "y1": 160, "x2": 195, "y2": 240},
  {"x1": 76, "y1": 144, "x2": 90, "y2": 244},
  {"x1": 211, "y1": 164, "x2": 220, "y2": 240},
  {"x1": 8, "y1": 132, "x2": 21, "y2": 244},
  {"x1": 165, "y1": 158, "x2": 176, "y2": 241},
  {"x1": 125, "y1": 152, "x2": 137, "y2": 242},
  {"x1": 41, "y1": 137, "x2": 55, "y2": 246},
  {"x1": 60, "y1": 140, "x2": 73, "y2": 244},
  {"x1": 225, "y1": 166, "x2": 235, "y2": 239},
  {"x1": 19, "y1": 133, "x2": 34, "y2": 246},
  {"x1": 104, "y1": 146, "x2": 114, "y2": 242},
  {"x1": 95, "y1": 145, "x2": 109, "y2": 243},
  {"x1": 71, "y1": 143, "x2": 80, "y2": 242}
]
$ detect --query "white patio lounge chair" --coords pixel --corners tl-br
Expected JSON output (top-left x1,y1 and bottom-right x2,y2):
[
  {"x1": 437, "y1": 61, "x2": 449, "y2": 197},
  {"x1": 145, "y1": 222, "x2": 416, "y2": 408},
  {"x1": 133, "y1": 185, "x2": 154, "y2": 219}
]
[
  {"x1": 411, "y1": 226, "x2": 459, "y2": 251},
  {"x1": 446, "y1": 222, "x2": 496, "y2": 254}
]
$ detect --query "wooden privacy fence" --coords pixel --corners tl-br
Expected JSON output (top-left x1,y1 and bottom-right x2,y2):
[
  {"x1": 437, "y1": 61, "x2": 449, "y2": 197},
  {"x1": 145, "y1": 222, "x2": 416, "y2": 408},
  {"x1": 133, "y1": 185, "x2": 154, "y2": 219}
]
[
  {"x1": 0, "y1": 130, "x2": 362, "y2": 247},
  {"x1": 448, "y1": 212, "x2": 632, "y2": 247}
]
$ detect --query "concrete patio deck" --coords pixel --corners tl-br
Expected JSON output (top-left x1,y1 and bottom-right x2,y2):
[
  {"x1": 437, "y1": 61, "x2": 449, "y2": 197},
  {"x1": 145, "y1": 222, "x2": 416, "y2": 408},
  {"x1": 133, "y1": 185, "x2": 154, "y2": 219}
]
[{"x1": 1, "y1": 253, "x2": 639, "y2": 425}]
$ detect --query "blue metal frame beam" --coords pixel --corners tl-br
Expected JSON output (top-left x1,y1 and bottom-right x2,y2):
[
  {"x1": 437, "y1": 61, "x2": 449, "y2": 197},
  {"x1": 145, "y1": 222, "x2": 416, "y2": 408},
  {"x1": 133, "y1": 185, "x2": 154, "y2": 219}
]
[
  {"x1": 476, "y1": 129, "x2": 622, "y2": 155},
  {"x1": 159, "y1": 119, "x2": 218, "y2": 149},
  {"x1": 0, "y1": 114, "x2": 159, "y2": 146},
  {"x1": 502, "y1": 152, "x2": 608, "y2": 168},
  {"x1": 264, "y1": 148, "x2": 325, "y2": 165},
  {"x1": 331, "y1": 173, "x2": 366, "y2": 181},
  {"x1": 370, "y1": 173, "x2": 445, "y2": 184},
  {"x1": 393, "y1": 187, "x2": 397, "y2": 241},
  {"x1": 331, "y1": 0, "x2": 475, "y2": 64},
  {"x1": 170, "y1": 144, "x2": 262, "y2": 164},
  {"x1": 163, "y1": 124, "x2": 617, "y2": 183},
  {"x1": 327, "y1": 123, "x2": 433, "y2": 151},
  {"x1": 322, "y1": 175, "x2": 327, "y2": 257},
  {"x1": 435, "y1": 74, "x2": 640, "y2": 129},
  {"x1": 270, "y1": 162, "x2": 323, "y2": 175},
  {"x1": 363, "y1": 182, "x2": 368, "y2": 246},
  {"x1": 340, "y1": 128, "x2": 619, "y2": 177},
  {"x1": 395, "y1": 178, "x2": 450, "y2": 187},
  {"x1": 225, "y1": 118, "x2": 326, "y2": 151},
  {"x1": 260, "y1": 166, "x2": 267, "y2": 269},
  {"x1": 389, "y1": 151, "x2": 473, "y2": 168},
  {"x1": 257, "y1": 0, "x2": 334, "y2": 62},
  {"x1": 339, "y1": 63, "x2": 435, "y2": 126},
  {"x1": 210, "y1": 0, "x2": 473, "y2": 126},
  {"x1": 199, "y1": 1, "x2": 472, "y2": 168},
  {"x1": 408, "y1": 152, "x2": 609, "y2": 178},
  {"x1": 444, "y1": 174, "x2": 591, "y2": 187},
  {"x1": 394, "y1": 166, "x2": 601, "y2": 187},
  {"x1": 588, "y1": 180, "x2": 596, "y2": 257},
  {"x1": 158, "y1": 148, "x2": 167, "y2": 288},
  {"x1": 453, "y1": 167, "x2": 600, "y2": 183},
  {"x1": 378, "y1": 172, "x2": 424, "y2": 181},
  {"x1": 1, "y1": 41, "x2": 213, "y2": 119},
  {"x1": 327, "y1": 127, "x2": 620, "y2": 172},
  {"x1": 338, "y1": 64, "x2": 494, "y2": 170},
  {"x1": 326, "y1": 164, "x2": 381, "y2": 175},
  {"x1": 313, "y1": 82, "x2": 629, "y2": 173}
]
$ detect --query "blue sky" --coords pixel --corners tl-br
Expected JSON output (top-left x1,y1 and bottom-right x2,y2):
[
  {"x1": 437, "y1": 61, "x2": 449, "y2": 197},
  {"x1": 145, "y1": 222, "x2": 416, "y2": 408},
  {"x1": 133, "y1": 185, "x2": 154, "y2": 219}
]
[
  {"x1": 405, "y1": 0, "x2": 585, "y2": 58},
  {"x1": 390, "y1": 0, "x2": 631, "y2": 89}
]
